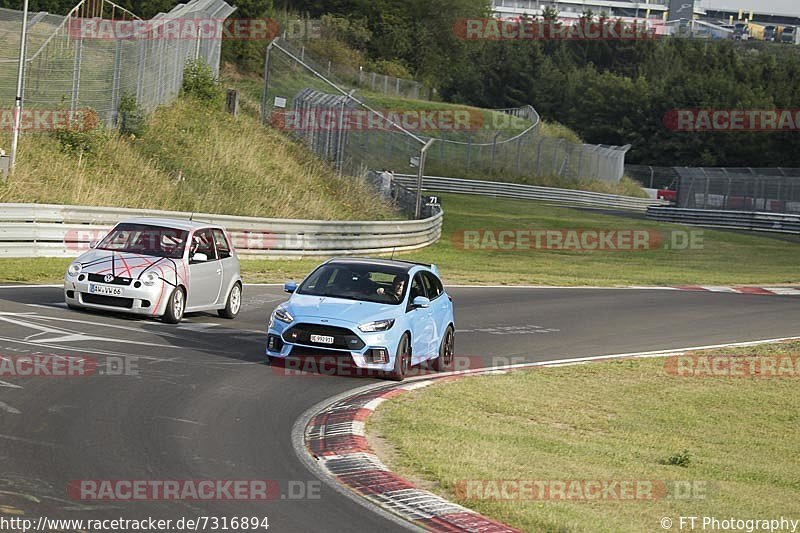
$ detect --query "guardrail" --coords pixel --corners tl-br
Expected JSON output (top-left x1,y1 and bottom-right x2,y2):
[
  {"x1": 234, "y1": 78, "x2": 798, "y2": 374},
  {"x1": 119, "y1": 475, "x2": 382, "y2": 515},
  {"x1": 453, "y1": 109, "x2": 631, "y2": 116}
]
[
  {"x1": 0, "y1": 203, "x2": 443, "y2": 258},
  {"x1": 647, "y1": 206, "x2": 800, "y2": 234},
  {"x1": 393, "y1": 174, "x2": 664, "y2": 212}
]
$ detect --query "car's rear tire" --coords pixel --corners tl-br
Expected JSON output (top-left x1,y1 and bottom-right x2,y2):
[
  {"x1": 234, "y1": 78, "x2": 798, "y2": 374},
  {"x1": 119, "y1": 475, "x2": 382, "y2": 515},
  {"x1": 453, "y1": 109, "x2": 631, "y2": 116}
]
[
  {"x1": 218, "y1": 282, "x2": 242, "y2": 319},
  {"x1": 388, "y1": 334, "x2": 411, "y2": 381},
  {"x1": 433, "y1": 326, "x2": 455, "y2": 372},
  {"x1": 162, "y1": 286, "x2": 185, "y2": 324}
]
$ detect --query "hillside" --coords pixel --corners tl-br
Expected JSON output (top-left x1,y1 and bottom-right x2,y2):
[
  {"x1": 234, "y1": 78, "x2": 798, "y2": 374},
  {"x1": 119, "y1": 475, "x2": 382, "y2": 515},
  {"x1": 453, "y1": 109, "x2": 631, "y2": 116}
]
[{"x1": 0, "y1": 96, "x2": 396, "y2": 220}]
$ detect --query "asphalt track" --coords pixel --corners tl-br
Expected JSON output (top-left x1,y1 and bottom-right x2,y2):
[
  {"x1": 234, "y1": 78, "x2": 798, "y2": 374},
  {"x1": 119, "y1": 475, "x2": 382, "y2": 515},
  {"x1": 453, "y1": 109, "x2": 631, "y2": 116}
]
[{"x1": 1, "y1": 284, "x2": 799, "y2": 532}]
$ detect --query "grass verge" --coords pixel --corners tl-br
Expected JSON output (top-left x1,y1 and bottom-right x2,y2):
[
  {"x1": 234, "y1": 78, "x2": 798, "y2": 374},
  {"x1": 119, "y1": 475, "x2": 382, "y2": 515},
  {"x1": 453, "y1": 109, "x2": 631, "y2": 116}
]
[
  {"x1": 0, "y1": 96, "x2": 394, "y2": 221},
  {"x1": 2, "y1": 193, "x2": 800, "y2": 285},
  {"x1": 368, "y1": 342, "x2": 800, "y2": 532}
]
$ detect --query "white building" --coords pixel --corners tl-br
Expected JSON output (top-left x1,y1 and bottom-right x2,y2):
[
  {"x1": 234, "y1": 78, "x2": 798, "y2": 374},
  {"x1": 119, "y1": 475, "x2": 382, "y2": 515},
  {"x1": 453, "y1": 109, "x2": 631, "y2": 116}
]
[{"x1": 491, "y1": 0, "x2": 800, "y2": 24}]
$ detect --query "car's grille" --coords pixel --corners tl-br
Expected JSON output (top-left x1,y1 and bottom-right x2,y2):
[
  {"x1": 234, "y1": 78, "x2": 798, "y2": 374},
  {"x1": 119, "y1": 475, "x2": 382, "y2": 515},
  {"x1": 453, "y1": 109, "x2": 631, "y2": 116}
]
[
  {"x1": 282, "y1": 323, "x2": 365, "y2": 350},
  {"x1": 81, "y1": 293, "x2": 134, "y2": 309},
  {"x1": 87, "y1": 273, "x2": 133, "y2": 286},
  {"x1": 289, "y1": 346, "x2": 354, "y2": 358}
]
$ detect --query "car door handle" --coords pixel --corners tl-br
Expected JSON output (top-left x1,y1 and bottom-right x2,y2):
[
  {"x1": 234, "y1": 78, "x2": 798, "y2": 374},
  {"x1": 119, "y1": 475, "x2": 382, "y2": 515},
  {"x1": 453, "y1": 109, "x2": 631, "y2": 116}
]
[{"x1": 216, "y1": 269, "x2": 222, "y2": 275}]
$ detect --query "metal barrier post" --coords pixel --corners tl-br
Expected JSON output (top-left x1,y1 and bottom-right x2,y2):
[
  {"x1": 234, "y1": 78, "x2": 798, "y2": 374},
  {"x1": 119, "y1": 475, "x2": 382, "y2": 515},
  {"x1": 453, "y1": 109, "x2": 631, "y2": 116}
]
[{"x1": 415, "y1": 139, "x2": 435, "y2": 219}]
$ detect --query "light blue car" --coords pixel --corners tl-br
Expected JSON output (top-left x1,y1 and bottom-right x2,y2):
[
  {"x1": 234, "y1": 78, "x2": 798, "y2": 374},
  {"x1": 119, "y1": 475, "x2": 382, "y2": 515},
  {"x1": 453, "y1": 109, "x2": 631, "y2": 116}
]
[{"x1": 266, "y1": 258, "x2": 455, "y2": 380}]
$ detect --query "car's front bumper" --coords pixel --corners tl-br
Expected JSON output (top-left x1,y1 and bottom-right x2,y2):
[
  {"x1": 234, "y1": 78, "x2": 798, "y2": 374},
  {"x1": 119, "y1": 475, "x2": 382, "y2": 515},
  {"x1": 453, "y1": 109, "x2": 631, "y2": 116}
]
[
  {"x1": 266, "y1": 318, "x2": 398, "y2": 372},
  {"x1": 64, "y1": 275, "x2": 171, "y2": 316}
]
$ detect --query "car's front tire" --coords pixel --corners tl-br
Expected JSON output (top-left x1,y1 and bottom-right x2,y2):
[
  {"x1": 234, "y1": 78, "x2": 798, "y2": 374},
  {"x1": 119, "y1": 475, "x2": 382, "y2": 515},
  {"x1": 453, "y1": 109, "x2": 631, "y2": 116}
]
[
  {"x1": 388, "y1": 334, "x2": 411, "y2": 381},
  {"x1": 433, "y1": 326, "x2": 455, "y2": 372},
  {"x1": 162, "y1": 286, "x2": 185, "y2": 324},
  {"x1": 218, "y1": 282, "x2": 242, "y2": 319}
]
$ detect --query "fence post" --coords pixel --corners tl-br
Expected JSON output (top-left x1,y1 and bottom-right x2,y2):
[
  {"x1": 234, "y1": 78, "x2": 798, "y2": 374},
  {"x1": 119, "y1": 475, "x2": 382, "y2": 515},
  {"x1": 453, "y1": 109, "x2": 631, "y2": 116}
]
[
  {"x1": 109, "y1": 40, "x2": 123, "y2": 127},
  {"x1": 490, "y1": 131, "x2": 501, "y2": 171},
  {"x1": 260, "y1": 39, "x2": 276, "y2": 125},
  {"x1": 536, "y1": 137, "x2": 544, "y2": 176},
  {"x1": 553, "y1": 139, "x2": 564, "y2": 176},
  {"x1": 136, "y1": 41, "x2": 147, "y2": 105},
  {"x1": 415, "y1": 139, "x2": 435, "y2": 219},
  {"x1": 70, "y1": 38, "x2": 83, "y2": 113}
]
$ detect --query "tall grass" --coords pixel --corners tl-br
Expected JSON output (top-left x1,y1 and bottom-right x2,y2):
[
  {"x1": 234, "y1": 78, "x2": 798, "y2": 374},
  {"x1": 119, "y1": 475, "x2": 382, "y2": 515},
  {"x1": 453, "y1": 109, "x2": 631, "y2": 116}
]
[{"x1": 0, "y1": 97, "x2": 397, "y2": 220}]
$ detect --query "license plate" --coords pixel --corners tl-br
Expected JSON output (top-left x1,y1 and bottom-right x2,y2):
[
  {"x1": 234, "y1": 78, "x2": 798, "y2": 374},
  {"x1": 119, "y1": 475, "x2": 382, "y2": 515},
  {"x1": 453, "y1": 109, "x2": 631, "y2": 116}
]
[
  {"x1": 89, "y1": 283, "x2": 123, "y2": 296},
  {"x1": 310, "y1": 334, "x2": 335, "y2": 345}
]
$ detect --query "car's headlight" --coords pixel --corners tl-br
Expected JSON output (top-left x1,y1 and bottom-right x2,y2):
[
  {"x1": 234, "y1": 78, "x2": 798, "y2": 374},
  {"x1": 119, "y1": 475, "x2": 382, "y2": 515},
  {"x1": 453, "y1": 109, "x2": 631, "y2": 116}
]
[
  {"x1": 67, "y1": 263, "x2": 82, "y2": 277},
  {"x1": 142, "y1": 272, "x2": 160, "y2": 286},
  {"x1": 273, "y1": 306, "x2": 294, "y2": 324},
  {"x1": 359, "y1": 319, "x2": 395, "y2": 333}
]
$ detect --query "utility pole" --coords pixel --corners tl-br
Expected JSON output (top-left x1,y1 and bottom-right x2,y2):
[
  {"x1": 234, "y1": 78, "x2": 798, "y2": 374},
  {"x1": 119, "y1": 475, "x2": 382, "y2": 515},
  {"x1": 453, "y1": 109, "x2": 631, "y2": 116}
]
[{"x1": 9, "y1": 0, "x2": 30, "y2": 175}]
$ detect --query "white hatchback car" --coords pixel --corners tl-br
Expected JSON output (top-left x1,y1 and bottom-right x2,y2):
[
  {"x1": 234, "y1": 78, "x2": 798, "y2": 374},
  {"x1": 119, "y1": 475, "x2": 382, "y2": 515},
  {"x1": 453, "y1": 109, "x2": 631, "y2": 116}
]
[{"x1": 64, "y1": 218, "x2": 242, "y2": 323}]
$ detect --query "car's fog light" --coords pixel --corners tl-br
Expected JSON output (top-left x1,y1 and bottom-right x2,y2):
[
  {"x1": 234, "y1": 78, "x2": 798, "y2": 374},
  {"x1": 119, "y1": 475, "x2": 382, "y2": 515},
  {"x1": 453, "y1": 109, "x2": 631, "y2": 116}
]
[
  {"x1": 268, "y1": 334, "x2": 284, "y2": 352},
  {"x1": 367, "y1": 348, "x2": 389, "y2": 364}
]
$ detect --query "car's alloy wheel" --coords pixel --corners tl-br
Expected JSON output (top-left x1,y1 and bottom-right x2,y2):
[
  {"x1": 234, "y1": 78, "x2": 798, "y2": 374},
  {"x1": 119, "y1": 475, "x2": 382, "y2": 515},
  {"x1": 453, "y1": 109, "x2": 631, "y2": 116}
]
[
  {"x1": 163, "y1": 287, "x2": 185, "y2": 324},
  {"x1": 218, "y1": 282, "x2": 241, "y2": 319},
  {"x1": 434, "y1": 326, "x2": 455, "y2": 372},
  {"x1": 389, "y1": 334, "x2": 411, "y2": 381}
]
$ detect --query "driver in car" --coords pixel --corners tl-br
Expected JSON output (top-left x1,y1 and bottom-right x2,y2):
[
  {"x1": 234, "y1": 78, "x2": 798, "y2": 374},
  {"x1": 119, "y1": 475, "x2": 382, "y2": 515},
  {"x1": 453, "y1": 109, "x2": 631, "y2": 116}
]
[{"x1": 376, "y1": 275, "x2": 405, "y2": 302}]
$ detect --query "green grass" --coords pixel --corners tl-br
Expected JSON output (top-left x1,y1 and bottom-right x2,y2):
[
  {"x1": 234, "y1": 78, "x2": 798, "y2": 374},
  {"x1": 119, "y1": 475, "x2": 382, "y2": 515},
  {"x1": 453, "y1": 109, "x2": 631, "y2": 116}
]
[
  {"x1": 3, "y1": 193, "x2": 800, "y2": 286},
  {"x1": 0, "y1": 96, "x2": 395, "y2": 221},
  {"x1": 368, "y1": 342, "x2": 800, "y2": 532}
]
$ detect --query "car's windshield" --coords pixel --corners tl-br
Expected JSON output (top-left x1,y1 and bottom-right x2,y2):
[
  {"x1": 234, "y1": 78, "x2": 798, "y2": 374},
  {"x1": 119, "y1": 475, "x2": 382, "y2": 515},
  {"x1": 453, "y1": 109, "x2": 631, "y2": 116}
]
[
  {"x1": 97, "y1": 223, "x2": 189, "y2": 259},
  {"x1": 297, "y1": 264, "x2": 409, "y2": 305}
]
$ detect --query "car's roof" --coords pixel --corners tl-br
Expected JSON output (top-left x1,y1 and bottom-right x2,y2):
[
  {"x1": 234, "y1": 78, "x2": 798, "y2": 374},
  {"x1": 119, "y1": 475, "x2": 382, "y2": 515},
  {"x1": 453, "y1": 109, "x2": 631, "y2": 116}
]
[
  {"x1": 117, "y1": 217, "x2": 217, "y2": 231},
  {"x1": 325, "y1": 257, "x2": 434, "y2": 273}
]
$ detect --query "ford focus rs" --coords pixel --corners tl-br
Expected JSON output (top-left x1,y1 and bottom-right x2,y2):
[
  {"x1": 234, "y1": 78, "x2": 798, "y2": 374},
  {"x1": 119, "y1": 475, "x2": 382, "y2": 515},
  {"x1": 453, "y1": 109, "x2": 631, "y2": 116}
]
[
  {"x1": 64, "y1": 218, "x2": 242, "y2": 324},
  {"x1": 266, "y1": 258, "x2": 455, "y2": 380}
]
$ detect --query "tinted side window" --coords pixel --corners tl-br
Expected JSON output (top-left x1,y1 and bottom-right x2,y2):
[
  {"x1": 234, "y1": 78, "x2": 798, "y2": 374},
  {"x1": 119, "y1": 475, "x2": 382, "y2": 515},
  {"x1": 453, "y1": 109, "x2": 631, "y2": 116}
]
[
  {"x1": 423, "y1": 272, "x2": 443, "y2": 299},
  {"x1": 212, "y1": 229, "x2": 231, "y2": 259},
  {"x1": 409, "y1": 273, "x2": 426, "y2": 301}
]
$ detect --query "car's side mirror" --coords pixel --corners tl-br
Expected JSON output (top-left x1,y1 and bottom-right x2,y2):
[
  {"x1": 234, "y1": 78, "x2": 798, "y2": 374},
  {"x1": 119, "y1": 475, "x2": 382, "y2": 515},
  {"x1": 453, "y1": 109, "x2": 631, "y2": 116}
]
[
  {"x1": 284, "y1": 280, "x2": 297, "y2": 293},
  {"x1": 191, "y1": 252, "x2": 208, "y2": 263},
  {"x1": 412, "y1": 296, "x2": 430, "y2": 308},
  {"x1": 89, "y1": 240, "x2": 99, "y2": 249}
]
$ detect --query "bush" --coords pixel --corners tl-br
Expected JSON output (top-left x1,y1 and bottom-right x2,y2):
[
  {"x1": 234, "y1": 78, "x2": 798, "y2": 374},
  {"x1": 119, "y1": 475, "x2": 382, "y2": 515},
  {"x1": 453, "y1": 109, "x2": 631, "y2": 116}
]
[
  {"x1": 50, "y1": 108, "x2": 103, "y2": 156},
  {"x1": 117, "y1": 94, "x2": 146, "y2": 137},
  {"x1": 182, "y1": 59, "x2": 221, "y2": 102},
  {"x1": 660, "y1": 450, "x2": 692, "y2": 467}
]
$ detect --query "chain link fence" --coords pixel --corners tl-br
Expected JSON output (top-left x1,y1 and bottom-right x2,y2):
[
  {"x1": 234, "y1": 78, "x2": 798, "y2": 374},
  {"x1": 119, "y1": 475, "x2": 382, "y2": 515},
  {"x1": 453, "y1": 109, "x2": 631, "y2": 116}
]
[
  {"x1": 674, "y1": 167, "x2": 800, "y2": 213},
  {"x1": 0, "y1": 0, "x2": 235, "y2": 128},
  {"x1": 262, "y1": 37, "x2": 631, "y2": 187}
]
